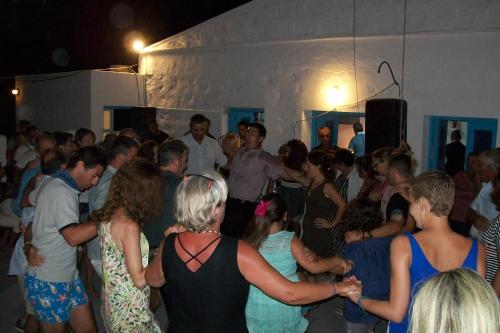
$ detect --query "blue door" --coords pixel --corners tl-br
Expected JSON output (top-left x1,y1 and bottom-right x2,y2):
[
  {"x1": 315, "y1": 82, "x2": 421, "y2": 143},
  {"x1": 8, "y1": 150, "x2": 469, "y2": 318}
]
[
  {"x1": 310, "y1": 111, "x2": 365, "y2": 148},
  {"x1": 227, "y1": 107, "x2": 264, "y2": 134},
  {"x1": 427, "y1": 116, "x2": 497, "y2": 170}
]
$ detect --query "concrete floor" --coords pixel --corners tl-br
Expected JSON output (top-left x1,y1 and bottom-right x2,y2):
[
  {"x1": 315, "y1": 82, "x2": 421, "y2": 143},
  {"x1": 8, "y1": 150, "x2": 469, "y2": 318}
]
[{"x1": 0, "y1": 246, "x2": 387, "y2": 333}]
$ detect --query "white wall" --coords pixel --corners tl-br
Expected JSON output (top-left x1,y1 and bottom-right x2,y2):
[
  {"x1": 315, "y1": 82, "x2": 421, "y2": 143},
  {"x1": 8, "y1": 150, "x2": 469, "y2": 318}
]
[
  {"x1": 15, "y1": 70, "x2": 146, "y2": 139},
  {"x1": 140, "y1": 0, "x2": 500, "y2": 172},
  {"x1": 16, "y1": 71, "x2": 92, "y2": 133},
  {"x1": 90, "y1": 71, "x2": 146, "y2": 139}
]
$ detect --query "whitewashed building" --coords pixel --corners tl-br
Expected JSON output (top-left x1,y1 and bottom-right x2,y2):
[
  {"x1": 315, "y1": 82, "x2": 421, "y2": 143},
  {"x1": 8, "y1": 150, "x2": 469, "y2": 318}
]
[
  {"x1": 139, "y1": 0, "x2": 500, "y2": 171},
  {"x1": 15, "y1": 0, "x2": 500, "y2": 171}
]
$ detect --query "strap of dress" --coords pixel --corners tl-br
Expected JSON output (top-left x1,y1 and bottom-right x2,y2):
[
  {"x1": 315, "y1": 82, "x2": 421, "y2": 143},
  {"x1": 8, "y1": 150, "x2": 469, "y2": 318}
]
[
  {"x1": 405, "y1": 232, "x2": 426, "y2": 265},
  {"x1": 177, "y1": 234, "x2": 222, "y2": 265},
  {"x1": 463, "y1": 239, "x2": 478, "y2": 270}
]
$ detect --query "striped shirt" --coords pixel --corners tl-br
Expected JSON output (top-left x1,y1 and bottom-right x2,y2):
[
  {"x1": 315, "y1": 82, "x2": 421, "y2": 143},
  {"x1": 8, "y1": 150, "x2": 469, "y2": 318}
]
[{"x1": 481, "y1": 214, "x2": 500, "y2": 284}]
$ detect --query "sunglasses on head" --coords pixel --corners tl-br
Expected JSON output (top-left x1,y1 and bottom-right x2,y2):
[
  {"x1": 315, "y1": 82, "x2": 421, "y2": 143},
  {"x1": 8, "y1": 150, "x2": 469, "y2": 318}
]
[{"x1": 184, "y1": 174, "x2": 215, "y2": 190}]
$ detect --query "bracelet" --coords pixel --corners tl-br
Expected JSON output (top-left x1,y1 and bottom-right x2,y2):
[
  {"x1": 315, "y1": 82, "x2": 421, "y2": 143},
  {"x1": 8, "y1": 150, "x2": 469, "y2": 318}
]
[
  {"x1": 331, "y1": 281, "x2": 337, "y2": 296},
  {"x1": 24, "y1": 241, "x2": 33, "y2": 247},
  {"x1": 357, "y1": 296, "x2": 369, "y2": 315}
]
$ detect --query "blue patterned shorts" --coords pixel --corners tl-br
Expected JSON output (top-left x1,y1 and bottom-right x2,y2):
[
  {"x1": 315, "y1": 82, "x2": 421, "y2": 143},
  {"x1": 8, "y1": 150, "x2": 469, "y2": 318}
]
[{"x1": 25, "y1": 273, "x2": 88, "y2": 323}]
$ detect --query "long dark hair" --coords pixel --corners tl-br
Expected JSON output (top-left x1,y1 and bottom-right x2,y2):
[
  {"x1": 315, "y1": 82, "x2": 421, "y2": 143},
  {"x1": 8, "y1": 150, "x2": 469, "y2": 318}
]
[
  {"x1": 308, "y1": 150, "x2": 336, "y2": 181},
  {"x1": 245, "y1": 193, "x2": 287, "y2": 249},
  {"x1": 284, "y1": 139, "x2": 308, "y2": 171}
]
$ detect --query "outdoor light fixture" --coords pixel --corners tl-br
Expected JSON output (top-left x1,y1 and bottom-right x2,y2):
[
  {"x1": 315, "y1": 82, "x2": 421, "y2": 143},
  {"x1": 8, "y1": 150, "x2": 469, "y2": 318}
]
[
  {"x1": 132, "y1": 40, "x2": 145, "y2": 53},
  {"x1": 326, "y1": 85, "x2": 346, "y2": 108},
  {"x1": 11, "y1": 88, "x2": 19, "y2": 95}
]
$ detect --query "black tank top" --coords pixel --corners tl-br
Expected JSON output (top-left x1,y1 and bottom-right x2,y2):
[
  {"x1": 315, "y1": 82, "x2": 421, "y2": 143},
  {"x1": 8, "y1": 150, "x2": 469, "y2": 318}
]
[{"x1": 160, "y1": 233, "x2": 250, "y2": 333}]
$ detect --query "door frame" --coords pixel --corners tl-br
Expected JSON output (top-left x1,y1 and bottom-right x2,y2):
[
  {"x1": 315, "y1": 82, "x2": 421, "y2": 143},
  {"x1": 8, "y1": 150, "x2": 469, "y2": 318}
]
[
  {"x1": 427, "y1": 115, "x2": 497, "y2": 170},
  {"x1": 227, "y1": 107, "x2": 265, "y2": 134},
  {"x1": 310, "y1": 111, "x2": 365, "y2": 148}
]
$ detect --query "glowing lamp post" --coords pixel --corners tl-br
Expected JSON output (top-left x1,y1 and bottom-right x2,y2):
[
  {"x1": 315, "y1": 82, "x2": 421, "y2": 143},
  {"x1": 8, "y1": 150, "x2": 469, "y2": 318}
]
[{"x1": 132, "y1": 40, "x2": 145, "y2": 53}]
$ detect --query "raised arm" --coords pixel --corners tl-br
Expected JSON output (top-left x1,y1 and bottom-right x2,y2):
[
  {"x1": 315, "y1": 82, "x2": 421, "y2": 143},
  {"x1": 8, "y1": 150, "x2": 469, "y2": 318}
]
[
  {"x1": 291, "y1": 236, "x2": 351, "y2": 275},
  {"x1": 237, "y1": 240, "x2": 359, "y2": 305},
  {"x1": 281, "y1": 167, "x2": 310, "y2": 187},
  {"x1": 347, "y1": 235, "x2": 411, "y2": 323}
]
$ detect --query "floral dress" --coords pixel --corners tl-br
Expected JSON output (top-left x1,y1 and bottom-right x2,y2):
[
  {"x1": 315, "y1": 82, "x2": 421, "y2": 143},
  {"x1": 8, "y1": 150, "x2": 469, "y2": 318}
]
[{"x1": 99, "y1": 222, "x2": 161, "y2": 333}]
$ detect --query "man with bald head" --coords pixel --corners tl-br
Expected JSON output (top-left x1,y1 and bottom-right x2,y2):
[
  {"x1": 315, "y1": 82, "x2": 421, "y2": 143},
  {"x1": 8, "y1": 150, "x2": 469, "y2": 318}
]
[{"x1": 312, "y1": 126, "x2": 335, "y2": 151}]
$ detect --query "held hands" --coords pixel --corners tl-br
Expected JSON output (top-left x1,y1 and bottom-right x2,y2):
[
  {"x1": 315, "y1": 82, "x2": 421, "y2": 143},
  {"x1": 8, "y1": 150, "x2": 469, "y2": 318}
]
[
  {"x1": 334, "y1": 276, "x2": 362, "y2": 298},
  {"x1": 314, "y1": 218, "x2": 334, "y2": 229},
  {"x1": 342, "y1": 275, "x2": 363, "y2": 303},
  {"x1": 331, "y1": 259, "x2": 353, "y2": 275},
  {"x1": 344, "y1": 230, "x2": 364, "y2": 243}
]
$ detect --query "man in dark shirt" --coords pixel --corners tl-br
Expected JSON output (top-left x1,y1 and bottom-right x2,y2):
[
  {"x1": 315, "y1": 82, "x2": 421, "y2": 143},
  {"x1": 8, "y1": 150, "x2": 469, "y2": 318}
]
[
  {"x1": 142, "y1": 119, "x2": 169, "y2": 144},
  {"x1": 345, "y1": 153, "x2": 413, "y2": 242},
  {"x1": 312, "y1": 126, "x2": 337, "y2": 151},
  {"x1": 143, "y1": 140, "x2": 188, "y2": 248},
  {"x1": 445, "y1": 129, "x2": 466, "y2": 177}
]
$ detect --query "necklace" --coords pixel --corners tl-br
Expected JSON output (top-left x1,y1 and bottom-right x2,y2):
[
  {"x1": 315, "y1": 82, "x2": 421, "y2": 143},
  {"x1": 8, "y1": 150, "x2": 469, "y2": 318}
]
[{"x1": 197, "y1": 229, "x2": 222, "y2": 236}]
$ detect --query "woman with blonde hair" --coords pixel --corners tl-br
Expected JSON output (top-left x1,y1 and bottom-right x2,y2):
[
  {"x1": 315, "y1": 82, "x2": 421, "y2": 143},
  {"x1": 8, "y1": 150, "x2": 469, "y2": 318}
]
[
  {"x1": 145, "y1": 171, "x2": 360, "y2": 333},
  {"x1": 410, "y1": 268, "x2": 500, "y2": 333},
  {"x1": 93, "y1": 158, "x2": 163, "y2": 332},
  {"x1": 346, "y1": 171, "x2": 485, "y2": 333}
]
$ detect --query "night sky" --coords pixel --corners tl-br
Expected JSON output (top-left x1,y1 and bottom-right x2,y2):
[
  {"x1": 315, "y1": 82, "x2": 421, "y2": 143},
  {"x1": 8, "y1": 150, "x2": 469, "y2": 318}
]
[{"x1": 1, "y1": 0, "x2": 252, "y2": 76}]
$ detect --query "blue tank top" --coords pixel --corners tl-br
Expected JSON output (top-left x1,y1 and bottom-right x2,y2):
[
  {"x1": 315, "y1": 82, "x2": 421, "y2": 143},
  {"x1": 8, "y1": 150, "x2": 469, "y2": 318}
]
[{"x1": 389, "y1": 232, "x2": 478, "y2": 333}]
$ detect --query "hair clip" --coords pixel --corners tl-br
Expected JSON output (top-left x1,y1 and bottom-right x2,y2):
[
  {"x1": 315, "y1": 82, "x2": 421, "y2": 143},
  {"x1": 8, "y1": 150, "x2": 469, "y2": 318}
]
[{"x1": 255, "y1": 200, "x2": 270, "y2": 217}]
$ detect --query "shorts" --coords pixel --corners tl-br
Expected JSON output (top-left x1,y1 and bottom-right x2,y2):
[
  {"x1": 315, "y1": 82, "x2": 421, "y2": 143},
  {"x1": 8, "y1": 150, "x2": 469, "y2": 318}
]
[{"x1": 25, "y1": 273, "x2": 88, "y2": 323}]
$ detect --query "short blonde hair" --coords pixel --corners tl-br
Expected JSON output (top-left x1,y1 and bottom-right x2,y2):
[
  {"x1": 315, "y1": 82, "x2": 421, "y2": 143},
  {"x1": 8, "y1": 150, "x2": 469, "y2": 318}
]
[
  {"x1": 409, "y1": 171, "x2": 454, "y2": 217},
  {"x1": 410, "y1": 268, "x2": 500, "y2": 333},
  {"x1": 221, "y1": 133, "x2": 240, "y2": 148},
  {"x1": 174, "y1": 171, "x2": 228, "y2": 232}
]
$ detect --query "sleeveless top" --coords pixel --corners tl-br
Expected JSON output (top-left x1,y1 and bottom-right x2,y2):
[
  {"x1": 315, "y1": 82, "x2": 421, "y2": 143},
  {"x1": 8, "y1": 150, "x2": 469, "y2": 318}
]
[
  {"x1": 245, "y1": 231, "x2": 308, "y2": 333},
  {"x1": 389, "y1": 232, "x2": 478, "y2": 333},
  {"x1": 161, "y1": 233, "x2": 250, "y2": 333},
  {"x1": 302, "y1": 181, "x2": 337, "y2": 257},
  {"x1": 99, "y1": 222, "x2": 161, "y2": 333}
]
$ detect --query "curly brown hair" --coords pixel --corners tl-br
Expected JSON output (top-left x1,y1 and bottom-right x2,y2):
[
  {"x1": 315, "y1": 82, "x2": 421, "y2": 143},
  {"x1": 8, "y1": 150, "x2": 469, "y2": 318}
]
[{"x1": 91, "y1": 158, "x2": 163, "y2": 225}]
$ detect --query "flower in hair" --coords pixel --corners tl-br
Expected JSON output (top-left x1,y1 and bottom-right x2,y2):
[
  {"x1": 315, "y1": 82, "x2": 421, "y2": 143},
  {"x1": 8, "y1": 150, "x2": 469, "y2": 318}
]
[{"x1": 255, "y1": 200, "x2": 270, "y2": 217}]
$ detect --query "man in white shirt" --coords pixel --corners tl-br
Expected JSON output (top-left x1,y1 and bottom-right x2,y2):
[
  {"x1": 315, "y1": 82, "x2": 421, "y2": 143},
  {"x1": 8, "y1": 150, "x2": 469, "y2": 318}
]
[
  {"x1": 180, "y1": 114, "x2": 227, "y2": 174},
  {"x1": 467, "y1": 149, "x2": 499, "y2": 240},
  {"x1": 14, "y1": 125, "x2": 39, "y2": 170}
]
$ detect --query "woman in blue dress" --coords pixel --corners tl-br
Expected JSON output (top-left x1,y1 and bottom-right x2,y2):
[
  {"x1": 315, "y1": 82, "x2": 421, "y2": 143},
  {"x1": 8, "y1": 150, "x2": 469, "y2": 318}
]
[
  {"x1": 245, "y1": 193, "x2": 352, "y2": 333},
  {"x1": 346, "y1": 171, "x2": 486, "y2": 333}
]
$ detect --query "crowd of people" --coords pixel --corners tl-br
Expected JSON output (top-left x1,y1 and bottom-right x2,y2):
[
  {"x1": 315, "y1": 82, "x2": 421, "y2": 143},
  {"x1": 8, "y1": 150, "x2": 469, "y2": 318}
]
[{"x1": 0, "y1": 116, "x2": 498, "y2": 333}]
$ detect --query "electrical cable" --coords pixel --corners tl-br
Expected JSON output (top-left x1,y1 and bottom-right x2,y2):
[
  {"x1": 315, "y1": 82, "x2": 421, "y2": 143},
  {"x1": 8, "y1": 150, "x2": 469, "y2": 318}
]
[
  {"x1": 292, "y1": 82, "x2": 396, "y2": 138},
  {"x1": 0, "y1": 65, "x2": 138, "y2": 82},
  {"x1": 352, "y1": 0, "x2": 360, "y2": 112}
]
